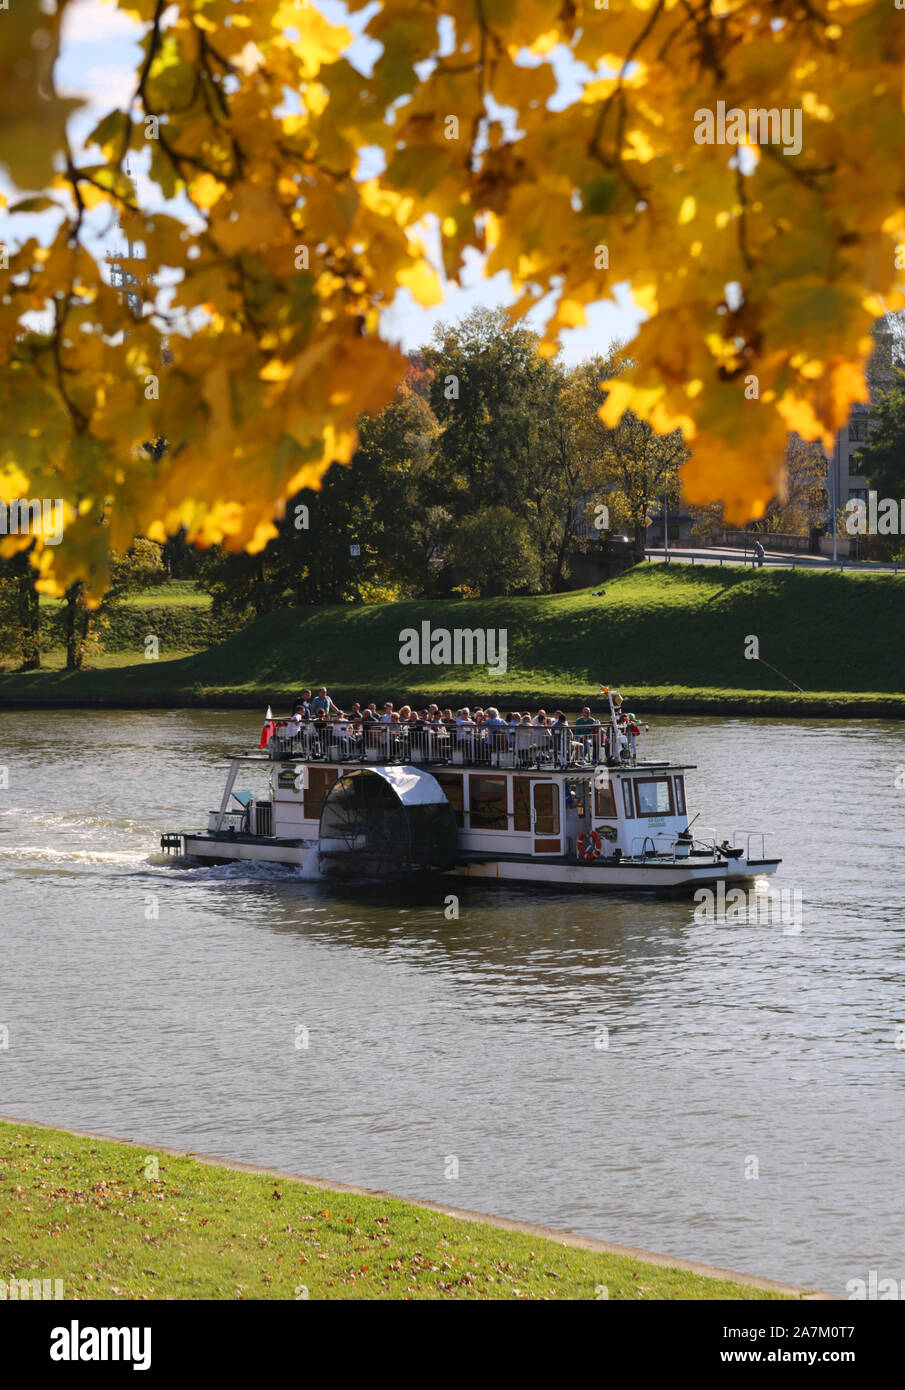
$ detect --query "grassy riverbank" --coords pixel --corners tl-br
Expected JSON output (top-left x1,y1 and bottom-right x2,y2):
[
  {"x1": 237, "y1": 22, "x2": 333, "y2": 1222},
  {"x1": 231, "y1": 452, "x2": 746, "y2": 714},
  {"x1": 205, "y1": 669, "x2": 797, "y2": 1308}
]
[
  {"x1": 0, "y1": 564, "x2": 903, "y2": 712},
  {"x1": 0, "y1": 1121, "x2": 800, "y2": 1301}
]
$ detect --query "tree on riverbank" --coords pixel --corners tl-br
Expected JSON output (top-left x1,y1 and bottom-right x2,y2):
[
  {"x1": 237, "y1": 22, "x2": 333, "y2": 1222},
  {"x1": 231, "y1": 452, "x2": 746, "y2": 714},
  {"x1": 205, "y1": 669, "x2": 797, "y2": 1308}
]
[
  {"x1": 851, "y1": 369, "x2": 905, "y2": 561},
  {"x1": 0, "y1": 547, "x2": 41, "y2": 671},
  {"x1": 195, "y1": 313, "x2": 690, "y2": 608}
]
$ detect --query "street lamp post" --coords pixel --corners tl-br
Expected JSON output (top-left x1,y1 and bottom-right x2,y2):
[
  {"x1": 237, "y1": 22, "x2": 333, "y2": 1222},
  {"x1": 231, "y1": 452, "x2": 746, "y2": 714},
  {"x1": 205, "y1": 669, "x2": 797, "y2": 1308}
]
[{"x1": 663, "y1": 481, "x2": 669, "y2": 563}]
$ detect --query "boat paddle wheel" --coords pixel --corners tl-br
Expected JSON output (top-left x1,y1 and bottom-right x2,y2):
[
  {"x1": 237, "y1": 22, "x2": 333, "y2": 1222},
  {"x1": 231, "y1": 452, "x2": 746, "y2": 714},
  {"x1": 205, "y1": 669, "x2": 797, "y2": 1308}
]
[{"x1": 317, "y1": 767, "x2": 459, "y2": 879}]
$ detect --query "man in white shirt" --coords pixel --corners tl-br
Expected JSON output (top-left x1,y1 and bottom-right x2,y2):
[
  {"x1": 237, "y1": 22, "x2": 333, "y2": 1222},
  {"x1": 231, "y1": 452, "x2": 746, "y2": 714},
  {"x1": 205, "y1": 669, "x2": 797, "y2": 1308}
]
[{"x1": 284, "y1": 711, "x2": 304, "y2": 741}]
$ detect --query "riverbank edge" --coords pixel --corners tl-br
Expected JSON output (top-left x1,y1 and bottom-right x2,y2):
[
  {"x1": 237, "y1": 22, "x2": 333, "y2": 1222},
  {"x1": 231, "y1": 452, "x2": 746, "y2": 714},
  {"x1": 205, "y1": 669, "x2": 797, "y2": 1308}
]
[
  {"x1": 1, "y1": 1115, "x2": 834, "y2": 1300},
  {"x1": 0, "y1": 686, "x2": 903, "y2": 717}
]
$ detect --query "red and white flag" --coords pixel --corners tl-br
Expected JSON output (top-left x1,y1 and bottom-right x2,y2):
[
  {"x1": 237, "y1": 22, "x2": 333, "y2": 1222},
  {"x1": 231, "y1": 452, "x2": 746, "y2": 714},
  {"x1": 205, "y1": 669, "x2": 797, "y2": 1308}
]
[{"x1": 259, "y1": 705, "x2": 275, "y2": 748}]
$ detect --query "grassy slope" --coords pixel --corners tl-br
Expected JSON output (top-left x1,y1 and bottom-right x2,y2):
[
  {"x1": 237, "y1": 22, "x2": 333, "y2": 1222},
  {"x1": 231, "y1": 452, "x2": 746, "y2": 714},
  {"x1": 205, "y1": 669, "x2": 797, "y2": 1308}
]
[
  {"x1": 1, "y1": 564, "x2": 903, "y2": 709},
  {"x1": 0, "y1": 1121, "x2": 794, "y2": 1301}
]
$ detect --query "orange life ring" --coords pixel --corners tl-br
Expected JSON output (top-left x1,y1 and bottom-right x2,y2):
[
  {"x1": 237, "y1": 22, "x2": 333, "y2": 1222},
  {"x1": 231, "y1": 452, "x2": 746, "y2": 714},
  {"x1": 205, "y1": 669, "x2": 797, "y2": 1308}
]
[{"x1": 577, "y1": 829, "x2": 603, "y2": 861}]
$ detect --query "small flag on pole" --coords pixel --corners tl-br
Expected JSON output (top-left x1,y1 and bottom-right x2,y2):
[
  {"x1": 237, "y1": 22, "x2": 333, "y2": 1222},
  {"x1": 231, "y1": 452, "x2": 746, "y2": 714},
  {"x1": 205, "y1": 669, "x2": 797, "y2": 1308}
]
[{"x1": 259, "y1": 705, "x2": 275, "y2": 748}]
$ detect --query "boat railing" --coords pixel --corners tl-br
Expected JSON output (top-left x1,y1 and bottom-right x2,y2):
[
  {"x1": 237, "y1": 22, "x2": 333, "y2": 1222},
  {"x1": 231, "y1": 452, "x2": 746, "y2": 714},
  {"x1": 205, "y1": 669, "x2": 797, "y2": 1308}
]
[
  {"x1": 630, "y1": 832, "x2": 681, "y2": 860},
  {"x1": 207, "y1": 807, "x2": 249, "y2": 834},
  {"x1": 267, "y1": 719, "x2": 622, "y2": 770},
  {"x1": 688, "y1": 825, "x2": 719, "y2": 858},
  {"x1": 732, "y1": 829, "x2": 767, "y2": 861}
]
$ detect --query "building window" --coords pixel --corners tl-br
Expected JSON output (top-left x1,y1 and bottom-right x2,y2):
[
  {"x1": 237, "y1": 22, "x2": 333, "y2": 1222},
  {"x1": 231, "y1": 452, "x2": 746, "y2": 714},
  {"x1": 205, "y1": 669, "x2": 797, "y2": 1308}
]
[
  {"x1": 513, "y1": 778, "x2": 532, "y2": 832},
  {"x1": 435, "y1": 773, "x2": 465, "y2": 827},
  {"x1": 468, "y1": 775, "x2": 508, "y2": 831},
  {"x1": 634, "y1": 777, "x2": 675, "y2": 817},
  {"x1": 305, "y1": 768, "x2": 338, "y2": 821},
  {"x1": 848, "y1": 419, "x2": 868, "y2": 443},
  {"x1": 595, "y1": 781, "x2": 617, "y2": 818}
]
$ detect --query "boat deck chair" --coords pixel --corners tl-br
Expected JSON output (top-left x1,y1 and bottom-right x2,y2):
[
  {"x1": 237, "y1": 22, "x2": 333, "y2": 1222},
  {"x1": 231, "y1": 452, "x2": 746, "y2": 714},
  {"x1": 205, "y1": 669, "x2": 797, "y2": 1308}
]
[{"x1": 231, "y1": 789, "x2": 254, "y2": 833}]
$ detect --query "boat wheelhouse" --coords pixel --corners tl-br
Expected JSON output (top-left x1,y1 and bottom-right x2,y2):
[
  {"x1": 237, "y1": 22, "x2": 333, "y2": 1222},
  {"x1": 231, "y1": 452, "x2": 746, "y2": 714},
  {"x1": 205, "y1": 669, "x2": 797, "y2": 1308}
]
[{"x1": 161, "y1": 692, "x2": 781, "y2": 893}]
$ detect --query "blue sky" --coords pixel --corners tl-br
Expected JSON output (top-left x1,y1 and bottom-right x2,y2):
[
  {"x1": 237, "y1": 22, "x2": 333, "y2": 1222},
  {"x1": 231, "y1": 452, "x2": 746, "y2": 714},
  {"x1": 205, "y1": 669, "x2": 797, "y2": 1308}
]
[{"x1": 12, "y1": 0, "x2": 641, "y2": 361}]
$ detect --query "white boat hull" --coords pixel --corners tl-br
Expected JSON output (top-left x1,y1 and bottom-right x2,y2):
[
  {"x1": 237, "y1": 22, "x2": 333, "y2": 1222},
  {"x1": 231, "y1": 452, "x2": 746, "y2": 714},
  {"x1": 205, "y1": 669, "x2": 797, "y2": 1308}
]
[{"x1": 174, "y1": 832, "x2": 778, "y2": 893}]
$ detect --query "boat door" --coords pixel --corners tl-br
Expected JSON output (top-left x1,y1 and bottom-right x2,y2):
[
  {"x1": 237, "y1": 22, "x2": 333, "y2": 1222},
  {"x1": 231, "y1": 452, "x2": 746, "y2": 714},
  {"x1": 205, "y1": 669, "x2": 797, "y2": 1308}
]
[{"x1": 530, "y1": 779, "x2": 562, "y2": 855}]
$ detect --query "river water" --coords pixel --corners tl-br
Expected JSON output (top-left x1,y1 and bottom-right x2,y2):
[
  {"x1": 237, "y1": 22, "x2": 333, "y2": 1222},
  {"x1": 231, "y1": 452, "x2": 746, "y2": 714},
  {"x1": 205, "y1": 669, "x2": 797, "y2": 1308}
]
[{"x1": 0, "y1": 709, "x2": 902, "y2": 1295}]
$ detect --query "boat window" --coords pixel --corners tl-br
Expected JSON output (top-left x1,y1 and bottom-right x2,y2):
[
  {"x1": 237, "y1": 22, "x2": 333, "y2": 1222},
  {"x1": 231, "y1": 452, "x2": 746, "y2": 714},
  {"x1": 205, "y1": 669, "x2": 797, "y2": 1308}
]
[
  {"x1": 306, "y1": 768, "x2": 339, "y2": 820},
  {"x1": 674, "y1": 775, "x2": 686, "y2": 817},
  {"x1": 594, "y1": 781, "x2": 617, "y2": 818},
  {"x1": 634, "y1": 777, "x2": 675, "y2": 817},
  {"x1": 435, "y1": 773, "x2": 465, "y2": 827},
  {"x1": 468, "y1": 775, "x2": 508, "y2": 831},
  {"x1": 513, "y1": 778, "x2": 532, "y2": 832},
  {"x1": 622, "y1": 780, "x2": 635, "y2": 818}
]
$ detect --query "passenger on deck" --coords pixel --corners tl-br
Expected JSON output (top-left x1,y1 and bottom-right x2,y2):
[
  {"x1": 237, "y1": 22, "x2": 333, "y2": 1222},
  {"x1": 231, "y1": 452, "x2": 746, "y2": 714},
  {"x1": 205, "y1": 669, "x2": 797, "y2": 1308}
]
[
  {"x1": 551, "y1": 711, "x2": 572, "y2": 765},
  {"x1": 574, "y1": 706, "x2": 599, "y2": 759},
  {"x1": 455, "y1": 708, "x2": 475, "y2": 756},
  {"x1": 294, "y1": 689, "x2": 312, "y2": 717},
  {"x1": 623, "y1": 711, "x2": 641, "y2": 759},
  {"x1": 284, "y1": 710, "x2": 305, "y2": 741},
  {"x1": 312, "y1": 687, "x2": 338, "y2": 718},
  {"x1": 332, "y1": 712, "x2": 352, "y2": 755}
]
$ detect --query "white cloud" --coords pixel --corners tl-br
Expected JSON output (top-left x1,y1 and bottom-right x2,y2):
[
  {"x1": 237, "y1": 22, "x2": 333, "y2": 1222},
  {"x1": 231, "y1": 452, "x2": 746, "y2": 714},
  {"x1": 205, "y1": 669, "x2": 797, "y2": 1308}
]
[
  {"x1": 61, "y1": 0, "x2": 144, "y2": 45},
  {"x1": 58, "y1": 61, "x2": 137, "y2": 108}
]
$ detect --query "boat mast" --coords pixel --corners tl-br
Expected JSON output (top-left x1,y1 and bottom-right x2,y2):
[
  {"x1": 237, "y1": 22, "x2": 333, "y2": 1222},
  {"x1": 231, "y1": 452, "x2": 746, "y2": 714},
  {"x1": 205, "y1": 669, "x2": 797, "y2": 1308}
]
[{"x1": 602, "y1": 685, "x2": 621, "y2": 758}]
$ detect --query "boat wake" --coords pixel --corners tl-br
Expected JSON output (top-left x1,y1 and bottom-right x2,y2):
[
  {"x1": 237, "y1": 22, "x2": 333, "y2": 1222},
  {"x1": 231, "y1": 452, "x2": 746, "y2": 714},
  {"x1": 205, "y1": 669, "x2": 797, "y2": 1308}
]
[
  {"x1": 0, "y1": 845, "x2": 151, "y2": 866},
  {"x1": 150, "y1": 855, "x2": 324, "y2": 883}
]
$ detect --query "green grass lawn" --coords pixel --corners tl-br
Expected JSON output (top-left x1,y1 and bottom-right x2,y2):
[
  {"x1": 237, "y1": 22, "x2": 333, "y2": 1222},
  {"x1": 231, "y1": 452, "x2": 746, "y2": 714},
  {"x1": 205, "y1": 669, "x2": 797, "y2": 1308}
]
[
  {"x1": 37, "y1": 580, "x2": 211, "y2": 612},
  {"x1": 34, "y1": 649, "x2": 200, "y2": 672},
  {"x1": 2, "y1": 564, "x2": 904, "y2": 709},
  {"x1": 0, "y1": 1121, "x2": 798, "y2": 1301}
]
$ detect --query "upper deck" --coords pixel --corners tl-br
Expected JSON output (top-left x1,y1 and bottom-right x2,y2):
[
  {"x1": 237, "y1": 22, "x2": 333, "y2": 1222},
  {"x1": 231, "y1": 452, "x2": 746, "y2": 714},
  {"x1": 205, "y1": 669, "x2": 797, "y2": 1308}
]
[{"x1": 262, "y1": 716, "x2": 684, "y2": 774}]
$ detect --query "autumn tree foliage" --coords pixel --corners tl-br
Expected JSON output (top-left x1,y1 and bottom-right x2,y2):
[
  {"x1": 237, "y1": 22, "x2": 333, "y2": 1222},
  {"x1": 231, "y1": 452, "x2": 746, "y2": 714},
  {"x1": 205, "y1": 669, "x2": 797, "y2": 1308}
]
[{"x1": 2, "y1": 0, "x2": 904, "y2": 597}]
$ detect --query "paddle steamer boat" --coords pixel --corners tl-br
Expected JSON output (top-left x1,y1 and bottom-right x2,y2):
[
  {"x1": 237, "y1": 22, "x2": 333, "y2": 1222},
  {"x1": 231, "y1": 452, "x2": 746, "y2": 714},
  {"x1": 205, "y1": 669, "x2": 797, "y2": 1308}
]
[{"x1": 160, "y1": 690, "x2": 780, "y2": 893}]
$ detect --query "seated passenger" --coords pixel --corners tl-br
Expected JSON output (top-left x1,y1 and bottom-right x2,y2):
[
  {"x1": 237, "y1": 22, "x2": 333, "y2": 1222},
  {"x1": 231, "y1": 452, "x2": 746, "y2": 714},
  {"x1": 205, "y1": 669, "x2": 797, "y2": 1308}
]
[
  {"x1": 284, "y1": 710, "x2": 305, "y2": 740},
  {"x1": 551, "y1": 711, "x2": 573, "y2": 764},
  {"x1": 332, "y1": 712, "x2": 352, "y2": 755}
]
